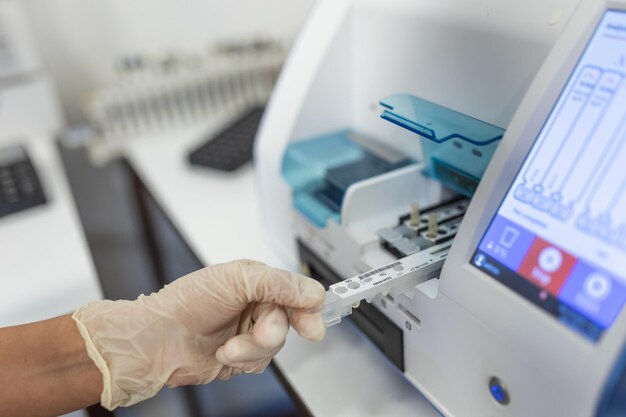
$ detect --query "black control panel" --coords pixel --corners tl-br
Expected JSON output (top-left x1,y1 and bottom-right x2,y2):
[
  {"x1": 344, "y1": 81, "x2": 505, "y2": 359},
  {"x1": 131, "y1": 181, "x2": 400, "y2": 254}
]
[
  {"x1": 0, "y1": 145, "x2": 47, "y2": 219},
  {"x1": 188, "y1": 106, "x2": 265, "y2": 171}
]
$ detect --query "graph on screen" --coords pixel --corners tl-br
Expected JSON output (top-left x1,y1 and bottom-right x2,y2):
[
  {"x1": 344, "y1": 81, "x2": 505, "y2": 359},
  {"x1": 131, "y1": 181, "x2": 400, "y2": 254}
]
[{"x1": 512, "y1": 64, "x2": 626, "y2": 252}]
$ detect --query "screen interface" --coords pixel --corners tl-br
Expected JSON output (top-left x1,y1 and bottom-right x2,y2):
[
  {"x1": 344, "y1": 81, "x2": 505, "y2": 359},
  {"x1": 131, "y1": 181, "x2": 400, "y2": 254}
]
[{"x1": 473, "y1": 10, "x2": 626, "y2": 342}]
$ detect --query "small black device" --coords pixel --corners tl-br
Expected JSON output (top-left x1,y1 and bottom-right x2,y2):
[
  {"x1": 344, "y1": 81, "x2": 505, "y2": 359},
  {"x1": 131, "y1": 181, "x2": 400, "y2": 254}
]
[
  {"x1": 188, "y1": 106, "x2": 265, "y2": 171},
  {"x1": 0, "y1": 145, "x2": 47, "y2": 219}
]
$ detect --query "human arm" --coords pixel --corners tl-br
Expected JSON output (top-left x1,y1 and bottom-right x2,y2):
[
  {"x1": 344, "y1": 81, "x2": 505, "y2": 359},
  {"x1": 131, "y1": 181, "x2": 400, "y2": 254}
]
[{"x1": 0, "y1": 314, "x2": 102, "y2": 417}]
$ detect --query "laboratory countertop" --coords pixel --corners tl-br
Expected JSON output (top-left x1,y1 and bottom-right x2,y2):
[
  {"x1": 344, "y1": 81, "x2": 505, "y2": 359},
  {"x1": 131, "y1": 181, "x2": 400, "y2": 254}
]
[
  {"x1": 0, "y1": 135, "x2": 102, "y2": 327},
  {"x1": 0, "y1": 135, "x2": 101, "y2": 417},
  {"x1": 123, "y1": 117, "x2": 442, "y2": 417}
]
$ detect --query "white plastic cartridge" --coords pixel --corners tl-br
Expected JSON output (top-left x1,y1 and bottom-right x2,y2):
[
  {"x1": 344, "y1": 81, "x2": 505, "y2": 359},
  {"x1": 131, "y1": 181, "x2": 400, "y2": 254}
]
[{"x1": 323, "y1": 242, "x2": 451, "y2": 326}]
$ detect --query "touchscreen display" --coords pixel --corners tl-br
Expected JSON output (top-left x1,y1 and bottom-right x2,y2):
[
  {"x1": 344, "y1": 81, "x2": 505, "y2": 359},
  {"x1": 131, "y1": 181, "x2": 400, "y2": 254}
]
[{"x1": 473, "y1": 10, "x2": 626, "y2": 341}]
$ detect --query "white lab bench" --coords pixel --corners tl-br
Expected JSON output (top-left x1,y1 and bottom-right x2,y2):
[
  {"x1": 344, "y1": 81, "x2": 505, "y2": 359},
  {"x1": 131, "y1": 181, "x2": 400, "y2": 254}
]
[
  {"x1": 123, "y1": 117, "x2": 442, "y2": 417},
  {"x1": 0, "y1": 136, "x2": 102, "y2": 326},
  {"x1": 0, "y1": 136, "x2": 102, "y2": 417}
]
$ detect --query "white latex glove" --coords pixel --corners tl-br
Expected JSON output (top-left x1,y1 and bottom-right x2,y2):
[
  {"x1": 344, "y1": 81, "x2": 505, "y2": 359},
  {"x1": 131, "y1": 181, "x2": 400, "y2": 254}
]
[{"x1": 73, "y1": 259, "x2": 326, "y2": 410}]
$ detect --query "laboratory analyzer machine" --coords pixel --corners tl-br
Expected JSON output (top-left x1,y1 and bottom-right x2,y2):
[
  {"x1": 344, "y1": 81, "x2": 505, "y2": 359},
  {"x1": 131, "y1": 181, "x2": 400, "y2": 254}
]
[{"x1": 256, "y1": 0, "x2": 626, "y2": 415}]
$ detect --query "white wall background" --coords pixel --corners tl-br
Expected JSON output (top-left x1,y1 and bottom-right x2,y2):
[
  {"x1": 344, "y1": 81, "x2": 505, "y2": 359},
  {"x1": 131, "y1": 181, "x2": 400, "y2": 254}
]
[{"x1": 19, "y1": 0, "x2": 314, "y2": 123}]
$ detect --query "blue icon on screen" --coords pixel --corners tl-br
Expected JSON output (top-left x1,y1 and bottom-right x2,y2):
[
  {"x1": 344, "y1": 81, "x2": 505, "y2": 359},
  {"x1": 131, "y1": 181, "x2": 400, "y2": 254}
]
[{"x1": 474, "y1": 253, "x2": 486, "y2": 267}]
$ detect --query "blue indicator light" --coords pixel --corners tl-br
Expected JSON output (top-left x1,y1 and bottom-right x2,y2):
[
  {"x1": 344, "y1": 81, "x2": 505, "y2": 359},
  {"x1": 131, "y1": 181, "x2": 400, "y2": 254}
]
[
  {"x1": 488, "y1": 377, "x2": 510, "y2": 405},
  {"x1": 490, "y1": 384, "x2": 505, "y2": 402}
]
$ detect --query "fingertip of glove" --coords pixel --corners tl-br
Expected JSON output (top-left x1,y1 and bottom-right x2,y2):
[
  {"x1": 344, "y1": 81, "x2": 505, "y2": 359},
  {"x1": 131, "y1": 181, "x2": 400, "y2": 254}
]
[
  {"x1": 215, "y1": 338, "x2": 254, "y2": 366},
  {"x1": 215, "y1": 345, "x2": 230, "y2": 365},
  {"x1": 301, "y1": 322, "x2": 326, "y2": 342},
  {"x1": 293, "y1": 312, "x2": 326, "y2": 342}
]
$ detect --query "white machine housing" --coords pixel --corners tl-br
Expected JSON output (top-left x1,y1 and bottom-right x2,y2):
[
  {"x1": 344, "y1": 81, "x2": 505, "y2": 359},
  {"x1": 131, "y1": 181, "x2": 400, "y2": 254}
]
[{"x1": 256, "y1": 0, "x2": 626, "y2": 415}]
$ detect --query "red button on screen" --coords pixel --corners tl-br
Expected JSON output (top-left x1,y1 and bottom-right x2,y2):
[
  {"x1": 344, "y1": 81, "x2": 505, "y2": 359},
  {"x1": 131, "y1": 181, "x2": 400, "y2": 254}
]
[{"x1": 517, "y1": 237, "x2": 577, "y2": 296}]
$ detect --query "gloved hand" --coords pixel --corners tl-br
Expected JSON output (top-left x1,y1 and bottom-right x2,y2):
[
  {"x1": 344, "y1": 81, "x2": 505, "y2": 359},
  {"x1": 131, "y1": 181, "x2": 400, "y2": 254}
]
[{"x1": 72, "y1": 259, "x2": 326, "y2": 410}]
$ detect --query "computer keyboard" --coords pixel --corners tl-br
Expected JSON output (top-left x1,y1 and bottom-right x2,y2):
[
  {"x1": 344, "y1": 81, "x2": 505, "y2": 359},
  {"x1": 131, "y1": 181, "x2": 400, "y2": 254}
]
[
  {"x1": 188, "y1": 106, "x2": 265, "y2": 171},
  {"x1": 0, "y1": 145, "x2": 47, "y2": 219}
]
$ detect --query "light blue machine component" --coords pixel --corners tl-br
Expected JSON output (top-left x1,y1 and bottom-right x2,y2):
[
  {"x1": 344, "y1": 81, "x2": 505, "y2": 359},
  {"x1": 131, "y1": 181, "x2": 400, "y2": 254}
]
[
  {"x1": 380, "y1": 94, "x2": 505, "y2": 196},
  {"x1": 282, "y1": 130, "x2": 413, "y2": 228}
]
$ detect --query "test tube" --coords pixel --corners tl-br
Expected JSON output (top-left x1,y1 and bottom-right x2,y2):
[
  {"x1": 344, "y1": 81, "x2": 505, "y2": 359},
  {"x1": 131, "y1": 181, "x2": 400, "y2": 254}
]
[
  {"x1": 427, "y1": 212, "x2": 439, "y2": 239},
  {"x1": 410, "y1": 202, "x2": 421, "y2": 227}
]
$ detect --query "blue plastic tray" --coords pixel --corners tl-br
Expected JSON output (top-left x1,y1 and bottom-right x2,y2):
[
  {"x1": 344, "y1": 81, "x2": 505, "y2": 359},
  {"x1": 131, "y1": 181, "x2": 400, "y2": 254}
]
[
  {"x1": 282, "y1": 130, "x2": 412, "y2": 228},
  {"x1": 380, "y1": 94, "x2": 505, "y2": 196}
]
